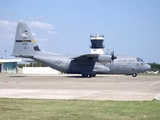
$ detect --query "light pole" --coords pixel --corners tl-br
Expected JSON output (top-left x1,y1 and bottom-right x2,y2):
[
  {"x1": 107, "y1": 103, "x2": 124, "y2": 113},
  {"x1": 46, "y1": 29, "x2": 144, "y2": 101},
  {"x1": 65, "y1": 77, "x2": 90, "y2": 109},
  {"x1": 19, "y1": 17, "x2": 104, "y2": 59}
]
[
  {"x1": 107, "y1": 49, "x2": 110, "y2": 55},
  {"x1": 4, "y1": 50, "x2": 7, "y2": 59}
]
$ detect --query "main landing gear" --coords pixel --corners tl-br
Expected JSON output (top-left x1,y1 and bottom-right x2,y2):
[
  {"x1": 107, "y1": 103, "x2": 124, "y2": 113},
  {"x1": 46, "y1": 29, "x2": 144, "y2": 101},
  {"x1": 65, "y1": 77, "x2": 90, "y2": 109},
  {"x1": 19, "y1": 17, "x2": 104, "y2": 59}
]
[{"x1": 82, "y1": 74, "x2": 96, "y2": 78}]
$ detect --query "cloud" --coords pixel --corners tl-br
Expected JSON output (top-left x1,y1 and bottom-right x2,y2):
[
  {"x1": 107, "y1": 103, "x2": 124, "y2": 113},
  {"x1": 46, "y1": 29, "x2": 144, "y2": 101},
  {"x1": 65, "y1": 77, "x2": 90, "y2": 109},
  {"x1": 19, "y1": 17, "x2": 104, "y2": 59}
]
[
  {"x1": 0, "y1": 20, "x2": 57, "y2": 40},
  {"x1": 29, "y1": 21, "x2": 54, "y2": 30},
  {"x1": 31, "y1": 32, "x2": 36, "y2": 36},
  {"x1": 25, "y1": 21, "x2": 58, "y2": 36},
  {"x1": 0, "y1": 20, "x2": 17, "y2": 29},
  {"x1": 0, "y1": 20, "x2": 58, "y2": 58},
  {"x1": 0, "y1": 20, "x2": 17, "y2": 42},
  {"x1": 36, "y1": 37, "x2": 48, "y2": 41},
  {"x1": 47, "y1": 30, "x2": 59, "y2": 35},
  {"x1": 0, "y1": 34, "x2": 14, "y2": 39},
  {"x1": 0, "y1": 20, "x2": 9, "y2": 25}
]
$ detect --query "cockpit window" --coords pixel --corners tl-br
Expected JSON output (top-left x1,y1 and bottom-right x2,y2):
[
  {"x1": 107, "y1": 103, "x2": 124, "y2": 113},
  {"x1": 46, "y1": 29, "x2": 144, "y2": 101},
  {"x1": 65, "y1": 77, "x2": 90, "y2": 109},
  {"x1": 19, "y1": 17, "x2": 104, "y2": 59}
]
[{"x1": 137, "y1": 58, "x2": 143, "y2": 62}]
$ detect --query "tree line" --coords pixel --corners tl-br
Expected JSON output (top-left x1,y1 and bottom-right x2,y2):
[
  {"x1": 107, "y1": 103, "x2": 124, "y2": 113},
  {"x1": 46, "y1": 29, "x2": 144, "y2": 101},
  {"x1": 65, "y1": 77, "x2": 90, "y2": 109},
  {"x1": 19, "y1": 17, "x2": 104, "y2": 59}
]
[
  {"x1": 18, "y1": 62, "x2": 47, "y2": 68},
  {"x1": 148, "y1": 63, "x2": 160, "y2": 71}
]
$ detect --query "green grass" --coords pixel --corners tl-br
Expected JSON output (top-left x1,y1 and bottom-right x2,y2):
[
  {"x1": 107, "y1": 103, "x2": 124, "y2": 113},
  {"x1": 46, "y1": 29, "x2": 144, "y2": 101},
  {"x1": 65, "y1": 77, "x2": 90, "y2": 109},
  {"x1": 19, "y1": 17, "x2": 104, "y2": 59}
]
[
  {"x1": 139, "y1": 73, "x2": 160, "y2": 76},
  {"x1": 0, "y1": 99, "x2": 160, "y2": 120}
]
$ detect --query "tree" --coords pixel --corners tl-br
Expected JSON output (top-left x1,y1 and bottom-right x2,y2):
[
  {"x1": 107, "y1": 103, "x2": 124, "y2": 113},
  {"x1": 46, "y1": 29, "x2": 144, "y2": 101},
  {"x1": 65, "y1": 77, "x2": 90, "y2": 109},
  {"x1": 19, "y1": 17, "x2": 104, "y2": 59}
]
[
  {"x1": 148, "y1": 62, "x2": 160, "y2": 71},
  {"x1": 18, "y1": 62, "x2": 47, "y2": 68}
]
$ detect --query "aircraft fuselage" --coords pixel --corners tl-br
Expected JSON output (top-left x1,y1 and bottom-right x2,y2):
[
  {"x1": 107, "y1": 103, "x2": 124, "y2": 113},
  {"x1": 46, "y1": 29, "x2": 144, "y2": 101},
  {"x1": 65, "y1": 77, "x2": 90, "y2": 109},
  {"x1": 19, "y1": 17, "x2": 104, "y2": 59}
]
[{"x1": 31, "y1": 52, "x2": 150, "y2": 77}]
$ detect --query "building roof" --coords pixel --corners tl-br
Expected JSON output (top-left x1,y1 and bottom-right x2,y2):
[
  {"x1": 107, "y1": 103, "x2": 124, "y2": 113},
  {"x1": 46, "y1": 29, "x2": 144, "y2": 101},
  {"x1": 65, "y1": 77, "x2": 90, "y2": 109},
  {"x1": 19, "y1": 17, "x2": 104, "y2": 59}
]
[
  {"x1": 90, "y1": 35, "x2": 104, "y2": 40},
  {"x1": 0, "y1": 59, "x2": 21, "y2": 63}
]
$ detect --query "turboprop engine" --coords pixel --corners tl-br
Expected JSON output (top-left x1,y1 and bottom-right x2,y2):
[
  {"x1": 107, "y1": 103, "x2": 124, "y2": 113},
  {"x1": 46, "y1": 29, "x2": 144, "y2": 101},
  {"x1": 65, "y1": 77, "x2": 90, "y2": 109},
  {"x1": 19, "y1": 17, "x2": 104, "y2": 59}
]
[
  {"x1": 97, "y1": 55, "x2": 112, "y2": 62},
  {"x1": 96, "y1": 52, "x2": 117, "y2": 63}
]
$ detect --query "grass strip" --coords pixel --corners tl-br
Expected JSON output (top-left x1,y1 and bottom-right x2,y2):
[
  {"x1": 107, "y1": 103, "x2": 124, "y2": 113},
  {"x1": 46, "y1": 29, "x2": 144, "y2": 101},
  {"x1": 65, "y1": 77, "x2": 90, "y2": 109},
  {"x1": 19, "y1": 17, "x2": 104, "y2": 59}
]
[{"x1": 0, "y1": 98, "x2": 160, "y2": 120}]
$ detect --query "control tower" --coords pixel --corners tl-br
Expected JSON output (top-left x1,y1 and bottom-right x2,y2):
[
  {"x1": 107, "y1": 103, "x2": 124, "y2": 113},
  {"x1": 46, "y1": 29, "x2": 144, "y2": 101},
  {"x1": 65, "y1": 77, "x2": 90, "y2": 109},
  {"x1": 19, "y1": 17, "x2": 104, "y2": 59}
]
[{"x1": 90, "y1": 35, "x2": 105, "y2": 54}]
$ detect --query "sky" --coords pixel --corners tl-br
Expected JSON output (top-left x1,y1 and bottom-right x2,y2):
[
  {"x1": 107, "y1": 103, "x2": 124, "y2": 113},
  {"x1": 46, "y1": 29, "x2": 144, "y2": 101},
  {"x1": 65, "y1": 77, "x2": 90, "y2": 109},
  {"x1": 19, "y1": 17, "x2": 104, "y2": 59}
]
[{"x1": 0, "y1": 0, "x2": 160, "y2": 63}]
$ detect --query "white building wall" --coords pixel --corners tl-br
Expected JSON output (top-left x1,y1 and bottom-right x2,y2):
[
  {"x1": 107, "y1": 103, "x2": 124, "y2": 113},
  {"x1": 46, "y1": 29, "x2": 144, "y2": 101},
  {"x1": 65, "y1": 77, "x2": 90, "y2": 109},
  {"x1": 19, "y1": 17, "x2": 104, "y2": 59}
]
[
  {"x1": 23, "y1": 67, "x2": 60, "y2": 74},
  {"x1": 91, "y1": 49, "x2": 104, "y2": 54}
]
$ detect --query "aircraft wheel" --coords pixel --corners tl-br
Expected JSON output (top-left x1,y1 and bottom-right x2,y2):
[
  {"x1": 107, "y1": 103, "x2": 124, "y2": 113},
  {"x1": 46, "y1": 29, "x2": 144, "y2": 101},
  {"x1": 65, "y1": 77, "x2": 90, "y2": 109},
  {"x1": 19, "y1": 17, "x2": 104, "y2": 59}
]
[
  {"x1": 132, "y1": 73, "x2": 137, "y2": 77},
  {"x1": 89, "y1": 74, "x2": 96, "y2": 77},
  {"x1": 92, "y1": 74, "x2": 96, "y2": 77},
  {"x1": 82, "y1": 74, "x2": 88, "y2": 77}
]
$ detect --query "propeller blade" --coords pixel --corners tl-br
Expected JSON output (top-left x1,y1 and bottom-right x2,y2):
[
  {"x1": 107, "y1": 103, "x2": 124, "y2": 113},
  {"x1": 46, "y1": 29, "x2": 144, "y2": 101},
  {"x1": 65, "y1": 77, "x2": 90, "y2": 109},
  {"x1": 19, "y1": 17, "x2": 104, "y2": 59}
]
[{"x1": 110, "y1": 51, "x2": 117, "y2": 60}]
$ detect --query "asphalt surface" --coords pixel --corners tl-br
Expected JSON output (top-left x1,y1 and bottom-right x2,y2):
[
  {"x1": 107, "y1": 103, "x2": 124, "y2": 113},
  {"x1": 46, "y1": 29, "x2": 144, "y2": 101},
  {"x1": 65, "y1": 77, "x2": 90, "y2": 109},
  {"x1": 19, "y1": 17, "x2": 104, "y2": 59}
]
[{"x1": 0, "y1": 74, "x2": 160, "y2": 101}]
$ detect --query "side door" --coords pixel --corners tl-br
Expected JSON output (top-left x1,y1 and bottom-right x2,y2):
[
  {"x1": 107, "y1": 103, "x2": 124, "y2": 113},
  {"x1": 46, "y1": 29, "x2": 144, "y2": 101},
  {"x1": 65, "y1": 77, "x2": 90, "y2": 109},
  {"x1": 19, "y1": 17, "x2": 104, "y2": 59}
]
[{"x1": 0, "y1": 64, "x2": 1, "y2": 72}]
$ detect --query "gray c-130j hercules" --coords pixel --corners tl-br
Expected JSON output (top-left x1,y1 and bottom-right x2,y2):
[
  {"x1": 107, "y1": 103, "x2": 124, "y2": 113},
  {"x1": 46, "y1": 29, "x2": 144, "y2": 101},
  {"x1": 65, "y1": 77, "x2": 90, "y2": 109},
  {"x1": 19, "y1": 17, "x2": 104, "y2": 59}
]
[{"x1": 12, "y1": 22, "x2": 151, "y2": 77}]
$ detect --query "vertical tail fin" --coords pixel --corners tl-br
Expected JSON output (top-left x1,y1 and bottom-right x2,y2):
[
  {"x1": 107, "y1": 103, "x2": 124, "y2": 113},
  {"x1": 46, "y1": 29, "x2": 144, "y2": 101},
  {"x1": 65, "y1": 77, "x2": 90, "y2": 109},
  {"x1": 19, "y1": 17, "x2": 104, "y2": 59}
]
[{"x1": 12, "y1": 22, "x2": 40, "y2": 57}]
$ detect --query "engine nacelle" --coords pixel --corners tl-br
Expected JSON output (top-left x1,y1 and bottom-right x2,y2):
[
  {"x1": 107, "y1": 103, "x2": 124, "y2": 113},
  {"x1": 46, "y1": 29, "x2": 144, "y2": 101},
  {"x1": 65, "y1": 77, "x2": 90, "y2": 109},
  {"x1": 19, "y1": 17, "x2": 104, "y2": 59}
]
[
  {"x1": 96, "y1": 55, "x2": 112, "y2": 63},
  {"x1": 93, "y1": 63, "x2": 110, "y2": 73}
]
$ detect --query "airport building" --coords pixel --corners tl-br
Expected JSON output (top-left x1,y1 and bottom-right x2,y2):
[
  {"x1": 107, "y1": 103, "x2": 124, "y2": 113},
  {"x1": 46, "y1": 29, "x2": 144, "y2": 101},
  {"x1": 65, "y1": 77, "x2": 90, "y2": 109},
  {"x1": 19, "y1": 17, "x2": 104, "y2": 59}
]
[
  {"x1": 0, "y1": 59, "x2": 21, "y2": 73},
  {"x1": 90, "y1": 35, "x2": 105, "y2": 54},
  {"x1": 0, "y1": 58, "x2": 59, "y2": 74}
]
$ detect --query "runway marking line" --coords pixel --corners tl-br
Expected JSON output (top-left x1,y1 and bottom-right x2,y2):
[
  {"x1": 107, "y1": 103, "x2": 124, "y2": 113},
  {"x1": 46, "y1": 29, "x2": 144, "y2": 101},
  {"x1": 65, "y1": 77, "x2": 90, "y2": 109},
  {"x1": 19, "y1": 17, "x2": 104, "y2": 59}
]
[
  {"x1": 155, "y1": 93, "x2": 160, "y2": 100},
  {"x1": 149, "y1": 80, "x2": 160, "y2": 86},
  {"x1": 78, "y1": 91, "x2": 100, "y2": 98}
]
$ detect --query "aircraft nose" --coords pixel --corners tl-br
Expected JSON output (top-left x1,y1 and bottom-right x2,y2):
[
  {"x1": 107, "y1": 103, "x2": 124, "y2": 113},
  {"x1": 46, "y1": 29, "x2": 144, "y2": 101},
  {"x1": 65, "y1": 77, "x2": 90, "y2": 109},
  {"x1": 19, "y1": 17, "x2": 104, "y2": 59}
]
[{"x1": 145, "y1": 64, "x2": 151, "y2": 70}]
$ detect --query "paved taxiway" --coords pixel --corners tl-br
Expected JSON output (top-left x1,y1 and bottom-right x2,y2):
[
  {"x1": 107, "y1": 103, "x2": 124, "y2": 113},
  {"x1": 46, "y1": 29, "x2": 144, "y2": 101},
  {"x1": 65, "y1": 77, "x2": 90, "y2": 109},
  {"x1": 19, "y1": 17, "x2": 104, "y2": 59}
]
[{"x1": 0, "y1": 74, "x2": 160, "y2": 101}]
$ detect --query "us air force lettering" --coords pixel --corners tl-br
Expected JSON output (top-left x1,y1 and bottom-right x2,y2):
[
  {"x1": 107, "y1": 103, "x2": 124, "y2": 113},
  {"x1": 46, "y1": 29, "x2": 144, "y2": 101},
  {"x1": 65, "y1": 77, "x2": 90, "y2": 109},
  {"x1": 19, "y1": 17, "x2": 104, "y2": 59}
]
[{"x1": 12, "y1": 22, "x2": 151, "y2": 77}]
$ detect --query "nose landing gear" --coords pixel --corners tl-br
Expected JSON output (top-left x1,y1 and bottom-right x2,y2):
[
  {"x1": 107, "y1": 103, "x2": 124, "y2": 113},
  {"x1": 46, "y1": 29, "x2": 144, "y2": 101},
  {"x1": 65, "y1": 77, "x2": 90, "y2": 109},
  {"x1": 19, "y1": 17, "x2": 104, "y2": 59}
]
[{"x1": 132, "y1": 73, "x2": 137, "y2": 77}]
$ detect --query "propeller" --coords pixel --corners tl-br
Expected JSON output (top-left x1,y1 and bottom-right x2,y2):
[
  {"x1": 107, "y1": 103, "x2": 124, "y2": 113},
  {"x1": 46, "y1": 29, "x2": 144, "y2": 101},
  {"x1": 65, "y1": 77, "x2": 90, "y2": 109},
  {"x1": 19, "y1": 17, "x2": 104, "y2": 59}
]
[{"x1": 110, "y1": 50, "x2": 117, "y2": 60}]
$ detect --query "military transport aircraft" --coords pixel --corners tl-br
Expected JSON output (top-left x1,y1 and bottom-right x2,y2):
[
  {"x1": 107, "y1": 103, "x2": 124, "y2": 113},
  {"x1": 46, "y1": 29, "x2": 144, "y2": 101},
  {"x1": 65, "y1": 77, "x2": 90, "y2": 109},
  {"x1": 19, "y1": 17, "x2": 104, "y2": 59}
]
[{"x1": 12, "y1": 22, "x2": 151, "y2": 77}]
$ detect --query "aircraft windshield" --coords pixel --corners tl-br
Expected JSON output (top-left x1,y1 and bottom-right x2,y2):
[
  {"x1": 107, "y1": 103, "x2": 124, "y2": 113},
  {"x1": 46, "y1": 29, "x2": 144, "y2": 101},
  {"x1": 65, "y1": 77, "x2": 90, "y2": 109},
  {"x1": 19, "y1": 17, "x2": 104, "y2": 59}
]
[{"x1": 137, "y1": 58, "x2": 144, "y2": 62}]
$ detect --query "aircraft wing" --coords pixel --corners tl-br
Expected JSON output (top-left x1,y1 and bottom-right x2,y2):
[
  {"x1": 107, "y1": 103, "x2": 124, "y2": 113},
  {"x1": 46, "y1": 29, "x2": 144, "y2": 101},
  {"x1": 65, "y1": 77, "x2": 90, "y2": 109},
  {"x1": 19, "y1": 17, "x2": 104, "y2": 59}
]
[
  {"x1": 72, "y1": 54, "x2": 100, "y2": 60},
  {"x1": 72, "y1": 54, "x2": 112, "y2": 62}
]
